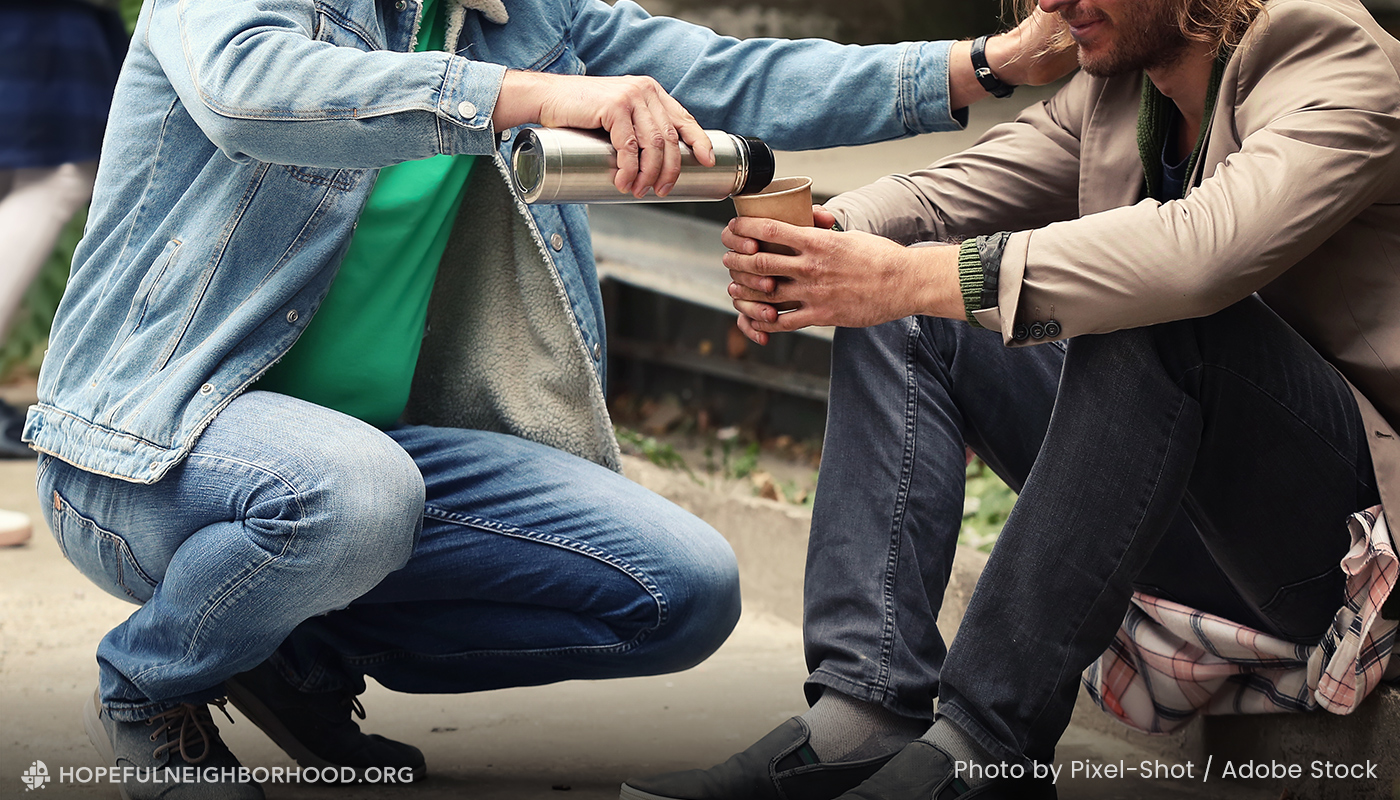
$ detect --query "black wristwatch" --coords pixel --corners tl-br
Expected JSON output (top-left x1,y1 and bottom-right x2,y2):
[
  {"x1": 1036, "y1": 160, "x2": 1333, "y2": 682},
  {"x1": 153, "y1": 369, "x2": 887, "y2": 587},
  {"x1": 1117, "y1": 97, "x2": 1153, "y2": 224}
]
[{"x1": 970, "y1": 35, "x2": 1016, "y2": 99}]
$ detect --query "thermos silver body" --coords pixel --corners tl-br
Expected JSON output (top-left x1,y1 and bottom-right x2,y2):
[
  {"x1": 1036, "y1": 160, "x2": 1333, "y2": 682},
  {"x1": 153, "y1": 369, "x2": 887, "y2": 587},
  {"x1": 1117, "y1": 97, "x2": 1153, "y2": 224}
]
[{"x1": 510, "y1": 127, "x2": 775, "y2": 205}]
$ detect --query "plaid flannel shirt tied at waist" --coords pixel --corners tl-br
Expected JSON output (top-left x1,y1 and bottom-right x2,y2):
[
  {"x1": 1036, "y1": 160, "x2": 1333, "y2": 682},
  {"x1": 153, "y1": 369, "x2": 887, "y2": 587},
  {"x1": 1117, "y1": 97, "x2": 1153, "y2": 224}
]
[{"x1": 1083, "y1": 505, "x2": 1399, "y2": 733}]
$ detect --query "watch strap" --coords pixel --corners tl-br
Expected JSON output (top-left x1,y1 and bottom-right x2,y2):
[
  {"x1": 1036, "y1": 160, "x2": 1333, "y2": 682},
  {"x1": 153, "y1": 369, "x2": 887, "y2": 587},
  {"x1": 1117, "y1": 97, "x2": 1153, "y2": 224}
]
[{"x1": 970, "y1": 35, "x2": 1016, "y2": 99}]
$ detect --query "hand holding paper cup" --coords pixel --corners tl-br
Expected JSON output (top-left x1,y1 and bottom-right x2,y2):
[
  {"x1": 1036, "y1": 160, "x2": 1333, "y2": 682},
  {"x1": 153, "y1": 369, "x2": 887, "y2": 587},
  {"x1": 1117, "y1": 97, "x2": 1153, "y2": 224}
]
[{"x1": 730, "y1": 176, "x2": 813, "y2": 255}]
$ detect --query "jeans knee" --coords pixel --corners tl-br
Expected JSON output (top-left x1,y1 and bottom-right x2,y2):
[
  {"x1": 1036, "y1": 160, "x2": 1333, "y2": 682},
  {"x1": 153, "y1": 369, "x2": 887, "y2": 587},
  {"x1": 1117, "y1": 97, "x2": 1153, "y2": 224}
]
[
  {"x1": 1065, "y1": 325, "x2": 1171, "y2": 381},
  {"x1": 647, "y1": 522, "x2": 741, "y2": 673},
  {"x1": 310, "y1": 435, "x2": 424, "y2": 586}
]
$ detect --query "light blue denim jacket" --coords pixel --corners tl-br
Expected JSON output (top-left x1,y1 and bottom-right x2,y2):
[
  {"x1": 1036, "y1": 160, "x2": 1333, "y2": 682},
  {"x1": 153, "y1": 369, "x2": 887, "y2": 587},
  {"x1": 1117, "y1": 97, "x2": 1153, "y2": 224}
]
[{"x1": 25, "y1": 0, "x2": 965, "y2": 483}]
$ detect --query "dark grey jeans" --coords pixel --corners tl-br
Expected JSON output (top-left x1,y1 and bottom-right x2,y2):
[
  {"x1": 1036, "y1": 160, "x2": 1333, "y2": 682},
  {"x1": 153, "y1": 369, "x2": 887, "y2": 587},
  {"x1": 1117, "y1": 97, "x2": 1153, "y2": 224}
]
[{"x1": 804, "y1": 297, "x2": 1378, "y2": 763}]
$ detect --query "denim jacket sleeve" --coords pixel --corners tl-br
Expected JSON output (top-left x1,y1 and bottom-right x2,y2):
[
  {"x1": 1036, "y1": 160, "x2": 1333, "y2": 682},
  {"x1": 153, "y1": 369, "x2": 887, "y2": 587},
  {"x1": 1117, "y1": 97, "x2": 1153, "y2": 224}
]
[
  {"x1": 567, "y1": 0, "x2": 966, "y2": 149},
  {"x1": 146, "y1": 0, "x2": 506, "y2": 168}
]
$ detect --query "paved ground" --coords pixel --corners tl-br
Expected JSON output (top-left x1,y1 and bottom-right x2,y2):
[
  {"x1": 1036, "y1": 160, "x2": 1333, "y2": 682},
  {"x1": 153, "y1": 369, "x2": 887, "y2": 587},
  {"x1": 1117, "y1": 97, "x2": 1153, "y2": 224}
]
[{"x1": 0, "y1": 434, "x2": 1286, "y2": 800}]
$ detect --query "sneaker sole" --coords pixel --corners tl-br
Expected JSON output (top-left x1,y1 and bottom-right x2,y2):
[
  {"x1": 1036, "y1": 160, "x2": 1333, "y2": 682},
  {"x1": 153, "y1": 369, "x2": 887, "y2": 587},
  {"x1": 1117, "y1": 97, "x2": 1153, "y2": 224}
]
[
  {"x1": 619, "y1": 784, "x2": 684, "y2": 800},
  {"x1": 82, "y1": 690, "x2": 133, "y2": 800},
  {"x1": 0, "y1": 524, "x2": 31, "y2": 547},
  {"x1": 224, "y1": 678, "x2": 425, "y2": 783}
]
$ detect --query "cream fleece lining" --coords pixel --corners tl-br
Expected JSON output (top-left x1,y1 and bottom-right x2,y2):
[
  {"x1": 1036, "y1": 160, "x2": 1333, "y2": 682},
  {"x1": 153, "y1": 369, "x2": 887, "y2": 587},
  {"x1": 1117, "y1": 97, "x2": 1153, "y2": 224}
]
[
  {"x1": 446, "y1": 0, "x2": 510, "y2": 52},
  {"x1": 412, "y1": 0, "x2": 508, "y2": 53}
]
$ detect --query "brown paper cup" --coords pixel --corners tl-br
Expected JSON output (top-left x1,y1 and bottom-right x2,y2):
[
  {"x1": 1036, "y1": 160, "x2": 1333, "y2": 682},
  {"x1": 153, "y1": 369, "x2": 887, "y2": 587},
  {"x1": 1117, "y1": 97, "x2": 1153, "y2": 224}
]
[{"x1": 731, "y1": 176, "x2": 814, "y2": 255}]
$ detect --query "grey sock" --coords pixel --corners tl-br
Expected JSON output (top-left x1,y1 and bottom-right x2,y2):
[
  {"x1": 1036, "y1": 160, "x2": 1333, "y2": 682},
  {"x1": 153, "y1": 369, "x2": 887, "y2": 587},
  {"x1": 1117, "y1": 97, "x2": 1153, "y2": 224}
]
[
  {"x1": 920, "y1": 718, "x2": 998, "y2": 789},
  {"x1": 800, "y1": 691, "x2": 926, "y2": 763}
]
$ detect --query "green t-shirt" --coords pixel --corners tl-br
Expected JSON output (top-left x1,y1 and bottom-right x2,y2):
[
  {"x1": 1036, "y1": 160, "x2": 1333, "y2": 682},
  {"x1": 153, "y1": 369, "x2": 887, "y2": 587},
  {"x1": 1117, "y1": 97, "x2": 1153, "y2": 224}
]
[{"x1": 259, "y1": 0, "x2": 475, "y2": 428}]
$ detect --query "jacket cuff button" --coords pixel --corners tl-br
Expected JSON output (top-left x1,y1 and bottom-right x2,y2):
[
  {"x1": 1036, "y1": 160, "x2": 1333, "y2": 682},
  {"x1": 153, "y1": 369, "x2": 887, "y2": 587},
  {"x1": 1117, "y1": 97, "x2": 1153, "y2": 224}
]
[
  {"x1": 1044, "y1": 320, "x2": 1061, "y2": 338},
  {"x1": 1012, "y1": 323, "x2": 1029, "y2": 341}
]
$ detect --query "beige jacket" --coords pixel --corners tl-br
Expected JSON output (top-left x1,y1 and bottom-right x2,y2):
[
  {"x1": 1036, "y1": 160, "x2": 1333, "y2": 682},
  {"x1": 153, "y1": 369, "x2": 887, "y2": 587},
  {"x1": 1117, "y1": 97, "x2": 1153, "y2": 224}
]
[{"x1": 827, "y1": 0, "x2": 1400, "y2": 513}]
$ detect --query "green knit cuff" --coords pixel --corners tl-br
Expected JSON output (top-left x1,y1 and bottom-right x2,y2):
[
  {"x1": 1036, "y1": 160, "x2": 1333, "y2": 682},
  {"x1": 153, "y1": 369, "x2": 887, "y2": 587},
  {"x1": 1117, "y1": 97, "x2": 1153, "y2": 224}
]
[{"x1": 957, "y1": 239, "x2": 984, "y2": 327}]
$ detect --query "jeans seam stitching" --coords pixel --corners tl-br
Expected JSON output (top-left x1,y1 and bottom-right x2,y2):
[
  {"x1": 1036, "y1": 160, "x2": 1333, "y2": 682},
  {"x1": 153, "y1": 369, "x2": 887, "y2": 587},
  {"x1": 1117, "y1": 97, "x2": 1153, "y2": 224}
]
[
  {"x1": 874, "y1": 319, "x2": 923, "y2": 694},
  {"x1": 422, "y1": 505, "x2": 670, "y2": 629},
  {"x1": 51, "y1": 491, "x2": 159, "y2": 593},
  {"x1": 128, "y1": 520, "x2": 304, "y2": 686},
  {"x1": 807, "y1": 668, "x2": 927, "y2": 719},
  {"x1": 126, "y1": 463, "x2": 307, "y2": 688},
  {"x1": 338, "y1": 635, "x2": 652, "y2": 667}
]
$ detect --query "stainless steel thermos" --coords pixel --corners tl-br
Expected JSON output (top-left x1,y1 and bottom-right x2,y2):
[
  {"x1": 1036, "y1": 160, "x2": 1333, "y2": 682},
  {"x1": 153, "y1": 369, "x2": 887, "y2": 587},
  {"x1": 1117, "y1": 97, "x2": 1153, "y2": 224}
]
[{"x1": 510, "y1": 127, "x2": 775, "y2": 204}]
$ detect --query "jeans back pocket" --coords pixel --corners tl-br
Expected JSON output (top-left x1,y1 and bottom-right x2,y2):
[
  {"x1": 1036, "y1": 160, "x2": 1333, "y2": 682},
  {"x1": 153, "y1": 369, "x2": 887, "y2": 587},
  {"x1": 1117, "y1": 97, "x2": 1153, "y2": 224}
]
[{"x1": 49, "y1": 490, "x2": 158, "y2": 605}]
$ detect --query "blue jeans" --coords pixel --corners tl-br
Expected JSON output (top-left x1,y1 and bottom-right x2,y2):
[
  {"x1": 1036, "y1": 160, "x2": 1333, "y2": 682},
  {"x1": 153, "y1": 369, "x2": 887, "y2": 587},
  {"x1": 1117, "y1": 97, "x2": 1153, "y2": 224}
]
[
  {"x1": 37, "y1": 391, "x2": 740, "y2": 723},
  {"x1": 805, "y1": 297, "x2": 1376, "y2": 760}
]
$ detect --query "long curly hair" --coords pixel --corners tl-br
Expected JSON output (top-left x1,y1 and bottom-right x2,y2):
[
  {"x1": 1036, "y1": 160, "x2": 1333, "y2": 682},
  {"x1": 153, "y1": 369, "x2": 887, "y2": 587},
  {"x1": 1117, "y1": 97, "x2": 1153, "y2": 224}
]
[{"x1": 1019, "y1": 0, "x2": 1268, "y2": 55}]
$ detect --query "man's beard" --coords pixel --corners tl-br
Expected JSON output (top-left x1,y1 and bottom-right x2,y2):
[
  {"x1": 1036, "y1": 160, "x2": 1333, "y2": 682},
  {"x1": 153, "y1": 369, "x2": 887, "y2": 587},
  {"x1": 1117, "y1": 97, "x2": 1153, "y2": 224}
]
[{"x1": 1078, "y1": 3, "x2": 1193, "y2": 77}]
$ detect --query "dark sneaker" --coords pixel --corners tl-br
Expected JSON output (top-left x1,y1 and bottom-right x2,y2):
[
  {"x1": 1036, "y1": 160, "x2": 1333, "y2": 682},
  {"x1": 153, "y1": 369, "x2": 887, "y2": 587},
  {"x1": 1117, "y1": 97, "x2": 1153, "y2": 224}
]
[
  {"x1": 0, "y1": 399, "x2": 34, "y2": 459},
  {"x1": 620, "y1": 717, "x2": 895, "y2": 800},
  {"x1": 83, "y1": 688, "x2": 264, "y2": 800},
  {"x1": 224, "y1": 659, "x2": 425, "y2": 782},
  {"x1": 832, "y1": 740, "x2": 1056, "y2": 800}
]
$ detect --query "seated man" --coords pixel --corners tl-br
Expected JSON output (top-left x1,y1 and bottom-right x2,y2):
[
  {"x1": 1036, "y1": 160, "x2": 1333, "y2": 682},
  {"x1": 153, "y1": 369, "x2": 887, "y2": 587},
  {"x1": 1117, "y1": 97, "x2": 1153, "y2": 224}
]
[
  {"x1": 23, "y1": 0, "x2": 1074, "y2": 797},
  {"x1": 623, "y1": 0, "x2": 1400, "y2": 797}
]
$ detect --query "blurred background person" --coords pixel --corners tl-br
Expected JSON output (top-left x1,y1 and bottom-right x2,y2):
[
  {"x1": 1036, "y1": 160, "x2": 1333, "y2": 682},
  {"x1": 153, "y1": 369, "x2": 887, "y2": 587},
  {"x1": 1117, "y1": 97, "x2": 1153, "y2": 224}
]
[{"x1": 0, "y1": 0, "x2": 128, "y2": 546}]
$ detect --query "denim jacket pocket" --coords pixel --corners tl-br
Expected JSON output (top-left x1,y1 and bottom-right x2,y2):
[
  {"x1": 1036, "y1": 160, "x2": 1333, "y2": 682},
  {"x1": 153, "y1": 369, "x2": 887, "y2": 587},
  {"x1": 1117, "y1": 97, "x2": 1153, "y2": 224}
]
[
  {"x1": 280, "y1": 165, "x2": 364, "y2": 192},
  {"x1": 312, "y1": 3, "x2": 381, "y2": 51},
  {"x1": 49, "y1": 489, "x2": 158, "y2": 605},
  {"x1": 113, "y1": 238, "x2": 182, "y2": 352}
]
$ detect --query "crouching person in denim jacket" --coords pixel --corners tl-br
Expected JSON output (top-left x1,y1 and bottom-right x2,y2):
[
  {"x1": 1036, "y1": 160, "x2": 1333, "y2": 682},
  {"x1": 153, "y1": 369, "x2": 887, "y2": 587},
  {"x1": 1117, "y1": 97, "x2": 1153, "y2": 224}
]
[{"x1": 23, "y1": 0, "x2": 1073, "y2": 796}]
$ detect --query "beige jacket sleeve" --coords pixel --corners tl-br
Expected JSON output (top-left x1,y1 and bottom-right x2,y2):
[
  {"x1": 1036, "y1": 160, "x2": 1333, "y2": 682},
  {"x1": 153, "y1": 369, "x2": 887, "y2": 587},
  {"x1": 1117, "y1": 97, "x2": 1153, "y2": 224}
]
[{"x1": 825, "y1": 78, "x2": 1088, "y2": 245}]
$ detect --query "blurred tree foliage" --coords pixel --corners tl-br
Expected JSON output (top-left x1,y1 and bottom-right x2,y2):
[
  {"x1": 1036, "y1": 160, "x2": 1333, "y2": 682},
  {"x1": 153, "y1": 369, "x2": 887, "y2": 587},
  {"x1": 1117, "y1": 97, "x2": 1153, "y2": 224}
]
[
  {"x1": 961, "y1": 457, "x2": 1016, "y2": 551},
  {"x1": 120, "y1": 0, "x2": 142, "y2": 30}
]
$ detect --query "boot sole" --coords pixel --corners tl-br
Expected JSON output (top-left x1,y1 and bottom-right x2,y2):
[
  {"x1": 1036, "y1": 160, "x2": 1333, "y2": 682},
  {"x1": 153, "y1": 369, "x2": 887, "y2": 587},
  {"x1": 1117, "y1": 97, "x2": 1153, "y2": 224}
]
[
  {"x1": 224, "y1": 678, "x2": 425, "y2": 783},
  {"x1": 82, "y1": 690, "x2": 133, "y2": 800}
]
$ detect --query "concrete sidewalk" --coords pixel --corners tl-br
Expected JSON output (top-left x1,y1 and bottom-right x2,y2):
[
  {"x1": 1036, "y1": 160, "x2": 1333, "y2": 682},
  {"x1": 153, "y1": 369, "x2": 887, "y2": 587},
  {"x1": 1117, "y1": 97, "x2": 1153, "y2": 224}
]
[{"x1": 0, "y1": 440, "x2": 1313, "y2": 800}]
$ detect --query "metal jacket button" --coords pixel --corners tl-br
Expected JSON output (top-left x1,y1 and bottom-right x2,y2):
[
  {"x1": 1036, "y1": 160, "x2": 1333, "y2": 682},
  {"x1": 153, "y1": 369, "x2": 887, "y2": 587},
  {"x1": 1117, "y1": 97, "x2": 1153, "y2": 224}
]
[
  {"x1": 550, "y1": 233, "x2": 564, "y2": 251},
  {"x1": 592, "y1": 342, "x2": 602, "y2": 360},
  {"x1": 457, "y1": 101, "x2": 477, "y2": 119}
]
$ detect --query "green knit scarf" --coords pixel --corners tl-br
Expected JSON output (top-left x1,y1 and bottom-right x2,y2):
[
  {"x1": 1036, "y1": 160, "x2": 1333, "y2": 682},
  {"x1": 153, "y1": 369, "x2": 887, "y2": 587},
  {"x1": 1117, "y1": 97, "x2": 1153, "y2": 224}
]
[{"x1": 1136, "y1": 55, "x2": 1228, "y2": 200}]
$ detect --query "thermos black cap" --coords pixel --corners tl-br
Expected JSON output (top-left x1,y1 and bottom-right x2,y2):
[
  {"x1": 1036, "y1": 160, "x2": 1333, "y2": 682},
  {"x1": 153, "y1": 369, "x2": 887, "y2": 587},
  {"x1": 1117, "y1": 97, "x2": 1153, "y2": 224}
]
[{"x1": 740, "y1": 136, "x2": 775, "y2": 196}]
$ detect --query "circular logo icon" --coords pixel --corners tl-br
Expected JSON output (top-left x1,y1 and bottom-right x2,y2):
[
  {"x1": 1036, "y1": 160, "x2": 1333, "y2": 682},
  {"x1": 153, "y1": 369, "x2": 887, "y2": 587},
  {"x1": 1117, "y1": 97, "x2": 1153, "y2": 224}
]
[{"x1": 21, "y1": 761, "x2": 49, "y2": 791}]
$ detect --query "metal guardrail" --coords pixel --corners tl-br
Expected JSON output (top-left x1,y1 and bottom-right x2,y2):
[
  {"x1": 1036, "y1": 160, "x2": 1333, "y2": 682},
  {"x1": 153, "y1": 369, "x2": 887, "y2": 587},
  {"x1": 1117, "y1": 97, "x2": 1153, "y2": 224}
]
[{"x1": 591, "y1": 204, "x2": 833, "y2": 436}]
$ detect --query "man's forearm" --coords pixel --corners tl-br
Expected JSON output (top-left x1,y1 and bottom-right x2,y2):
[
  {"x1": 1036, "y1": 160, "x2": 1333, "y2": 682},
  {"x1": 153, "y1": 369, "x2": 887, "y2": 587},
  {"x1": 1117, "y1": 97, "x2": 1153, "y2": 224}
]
[
  {"x1": 906, "y1": 242, "x2": 970, "y2": 321},
  {"x1": 949, "y1": 39, "x2": 1002, "y2": 110}
]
